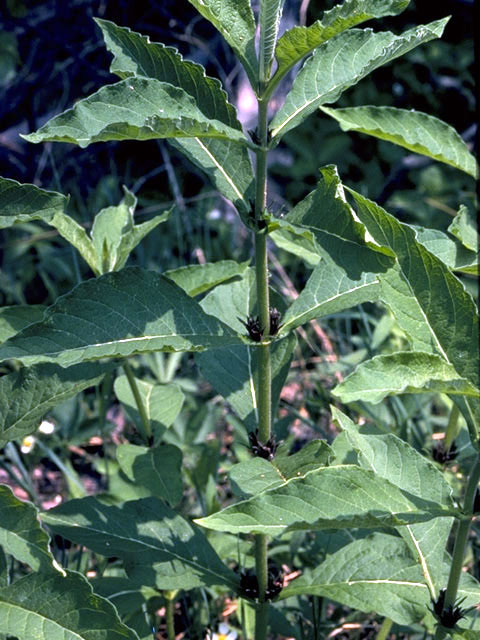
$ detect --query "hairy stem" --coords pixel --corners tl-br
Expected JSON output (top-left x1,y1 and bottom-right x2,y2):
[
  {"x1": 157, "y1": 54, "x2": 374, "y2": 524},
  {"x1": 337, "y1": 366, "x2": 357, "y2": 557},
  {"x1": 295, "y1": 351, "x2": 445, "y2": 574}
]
[
  {"x1": 253, "y1": 51, "x2": 272, "y2": 640},
  {"x1": 444, "y1": 403, "x2": 460, "y2": 450},
  {"x1": 123, "y1": 360, "x2": 152, "y2": 443},
  {"x1": 376, "y1": 617, "x2": 393, "y2": 640},
  {"x1": 434, "y1": 454, "x2": 480, "y2": 639},
  {"x1": 166, "y1": 595, "x2": 175, "y2": 640}
]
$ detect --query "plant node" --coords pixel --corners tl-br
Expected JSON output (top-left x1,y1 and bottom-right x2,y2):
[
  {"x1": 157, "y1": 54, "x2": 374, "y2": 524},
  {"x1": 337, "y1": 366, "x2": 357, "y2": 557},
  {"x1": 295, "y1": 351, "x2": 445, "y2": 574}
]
[
  {"x1": 242, "y1": 315, "x2": 264, "y2": 342},
  {"x1": 269, "y1": 307, "x2": 282, "y2": 335},
  {"x1": 431, "y1": 441, "x2": 457, "y2": 464},
  {"x1": 238, "y1": 563, "x2": 284, "y2": 601},
  {"x1": 432, "y1": 588, "x2": 472, "y2": 629},
  {"x1": 248, "y1": 429, "x2": 277, "y2": 460}
]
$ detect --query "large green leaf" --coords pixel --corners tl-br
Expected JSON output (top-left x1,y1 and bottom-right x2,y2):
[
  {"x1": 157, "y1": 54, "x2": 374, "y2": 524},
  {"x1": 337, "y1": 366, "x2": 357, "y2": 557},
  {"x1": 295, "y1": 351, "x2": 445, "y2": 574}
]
[
  {"x1": 0, "y1": 362, "x2": 116, "y2": 446},
  {"x1": 270, "y1": 19, "x2": 449, "y2": 141},
  {"x1": 280, "y1": 259, "x2": 380, "y2": 333},
  {"x1": 269, "y1": 166, "x2": 392, "y2": 332},
  {"x1": 23, "y1": 78, "x2": 248, "y2": 148},
  {"x1": 273, "y1": 0, "x2": 409, "y2": 89},
  {"x1": 114, "y1": 375, "x2": 184, "y2": 441},
  {"x1": 41, "y1": 497, "x2": 238, "y2": 591},
  {"x1": 332, "y1": 407, "x2": 453, "y2": 596},
  {"x1": 321, "y1": 106, "x2": 478, "y2": 178},
  {"x1": 116, "y1": 443, "x2": 183, "y2": 507},
  {"x1": 414, "y1": 226, "x2": 478, "y2": 276},
  {"x1": 196, "y1": 271, "x2": 296, "y2": 429},
  {"x1": 259, "y1": 0, "x2": 285, "y2": 80},
  {"x1": 0, "y1": 570, "x2": 139, "y2": 640},
  {"x1": 93, "y1": 18, "x2": 254, "y2": 217},
  {"x1": 0, "y1": 305, "x2": 46, "y2": 343},
  {"x1": 230, "y1": 440, "x2": 333, "y2": 498},
  {"x1": 0, "y1": 176, "x2": 69, "y2": 228},
  {"x1": 196, "y1": 464, "x2": 455, "y2": 536},
  {"x1": 95, "y1": 18, "x2": 240, "y2": 127},
  {"x1": 448, "y1": 204, "x2": 479, "y2": 252},
  {"x1": 186, "y1": 0, "x2": 257, "y2": 86},
  {"x1": 346, "y1": 189, "x2": 479, "y2": 389},
  {"x1": 280, "y1": 533, "x2": 429, "y2": 624},
  {"x1": 0, "y1": 267, "x2": 245, "y2": 367},
  {"x1": 0, "y1": 485, "x2": 60, "y2": 573},
  {"x1": 333, "y1": 352, "x2": 480, "y2": 404},
  {"x1": 165, "y1": 260, "x2": 249, "y2": 297},
  {"x1": 271, "y1": 166, "x2": 394, "y2": 269}
]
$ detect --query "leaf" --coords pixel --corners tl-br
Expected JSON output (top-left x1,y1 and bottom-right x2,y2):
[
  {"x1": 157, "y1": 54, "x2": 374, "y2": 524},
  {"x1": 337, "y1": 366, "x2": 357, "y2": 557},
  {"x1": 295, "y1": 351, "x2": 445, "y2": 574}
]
[
  {"x1": 186, "y1": 0, "x2": 257, "y2": 86},
  {"x1": 114, "y1": 375, "x2": 184, "y2": 441},
  {"x1": 273, "y1": 0, "x2": 409, "y2": 87},
  {"x1": 414, "y1": 226, "x2": 478, "y2": 276},
  {"x1": 23, "y1": 78, "x2": 248, "y2": 148},
  {"x1": 0, "y1": 267, "x2": 245, "y2": 367},
  {"x1": 230, "y1": 440, "x2": 333, "y2": 498},
  {"x1": 196, "y1": 464, "x2": 455, "y2": 536},
  {"x1": 171, "y1": 138, "x2": 255, "y2": 220},
  {"x1": 448, "y1": 204, "x2": 479, "y2": 252},
  {"x1": 0, "y1": 176, "x2": 69, "y2": 228},
  {"x1": 116, "y1": 443, "x2": 183, "y2": 507},
  {"x1": 259, "y1": 0, "x2": 285, "y2": 80},
  {"x1": 0, "y1": 305, "x2": 46, "y2": 343},
  {"x1": 270, "y1": 19, "x2": 449, "y2": 141},
  {"x1": 93, "y1": 18, "x2": 254, "y2": 217},
  {"x1": 0, "y1": 485, "x2": 60, "y2": 573},
  {"x1": 333, "y1": 352, "x2": 480, "y2": 404},
  {"x1": 280, "y1": 533, "x2": 429, "y2": 624},
  {"x1": 95, "y1": 18, "x2": 240, "y2": 128},
  {"x1": 41, "y1": 497, "x2": 239, "y2": 591},
  {"x1": 0, "y1": 570, "x2": 139, "y2": 640},
  {"x1": 346, "y1": 189, "x2": 479, "y2": 390},
  {"x1": 331, "y1": 407, "x2": 454, "y2": 596},
  {"x1": 269, "y1": 166, "x2": 392, "y2": 332},
  {"x1": 0, "y1": 362, "x2": 116, "y2": 446},
  {"x1": 321, "y1": 106, "x2": 478, "y2": 178},
  {"x1": 90, "y1": 187, "x2": 169, "y2": 274},
  {"x1": 280, "y1": 259, "x2": 380, "y2": 333},
  {"x1": 165, "y1": 260, "x2": 250, "y2": 297},
  {"x1": 269, "y1": 226, "x2": 321, "y2": 267},
  {"x1": 195, "y1": 271, "x2": 296, "y2": 429}
]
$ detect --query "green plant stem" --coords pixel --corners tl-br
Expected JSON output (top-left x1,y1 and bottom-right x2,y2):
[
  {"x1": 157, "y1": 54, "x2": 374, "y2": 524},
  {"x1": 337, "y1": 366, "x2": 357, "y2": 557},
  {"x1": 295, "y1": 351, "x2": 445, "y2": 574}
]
[
  {"x1": 123, "y1": 360, "x2": 152, "y2": 443},
  {"x1": 434, "y1": 454, "x2": 480, "y2": 640},
  {"x1": 376, "y1": 617, "x2": 393, "y2": 640},
  {"x1": 166, "y1": 595, "x2": 175, "y2": 640},
  {"x1": 444, "y1": 404, "x2": 460, "y2": 450},
  {"x1": 253, "y1": 76, "x2": 272, "y2": 640},
  {"x1": 255, "y1": 534, "x2": 269, "y2": 640}
]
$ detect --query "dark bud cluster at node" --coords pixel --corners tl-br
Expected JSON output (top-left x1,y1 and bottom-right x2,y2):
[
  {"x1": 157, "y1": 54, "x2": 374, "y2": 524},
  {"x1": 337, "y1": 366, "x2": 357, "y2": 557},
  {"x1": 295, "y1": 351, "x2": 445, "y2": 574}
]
[
  {"x1": 243, "y1": 315, "x2": 264, "y2": 342},
  {"x1": 431, "y1": 441, "x2": 457, "y2": 464},
  {"x1": 432, "y1": 589, "x2": 472, "y2": 629},
  {"x1": 239, "y1": 563, "x2": 284, "y2": 601},
  {"x1": 241, "y1": 308, "x2": 282, "y2": 342},
  {"x1": 269, "y1": 307, "x2": 282, "y2": 335},
  {"x1": 248, "y1": 430, "x2": 277, "y2": 460}
]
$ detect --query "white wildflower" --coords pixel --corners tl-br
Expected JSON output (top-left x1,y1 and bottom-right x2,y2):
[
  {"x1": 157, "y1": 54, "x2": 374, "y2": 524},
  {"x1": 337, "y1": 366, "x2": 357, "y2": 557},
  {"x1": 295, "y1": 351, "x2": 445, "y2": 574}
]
[
  {"x1": 21, "y1": 435, "x2": 36, "y2": 454},
  {"x1": 38, "y1": 420, "x2": 55, "y2": 435},
  {"x1": 208, "y1": 622, "x2": 237, "y2": 640}
]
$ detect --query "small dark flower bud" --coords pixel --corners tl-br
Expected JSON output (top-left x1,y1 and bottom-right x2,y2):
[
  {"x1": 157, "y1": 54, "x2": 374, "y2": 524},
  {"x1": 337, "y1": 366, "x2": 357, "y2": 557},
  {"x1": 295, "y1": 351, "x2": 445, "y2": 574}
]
[
  {"x1": 242, "y1": 315, "x2": 264, "y2": 342},
  {"x1": 431, "y1": 441, "x2": 457, "y2": 464},
  {"x1": 432, "y1": 588, "x2": 472, "y2": 629},
  {"x1": 269, "y1": 308, "x2": 282, "y2": 335},
  {"x1": 248, "y1": 430, "x2": 277, "y2": 460}
]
